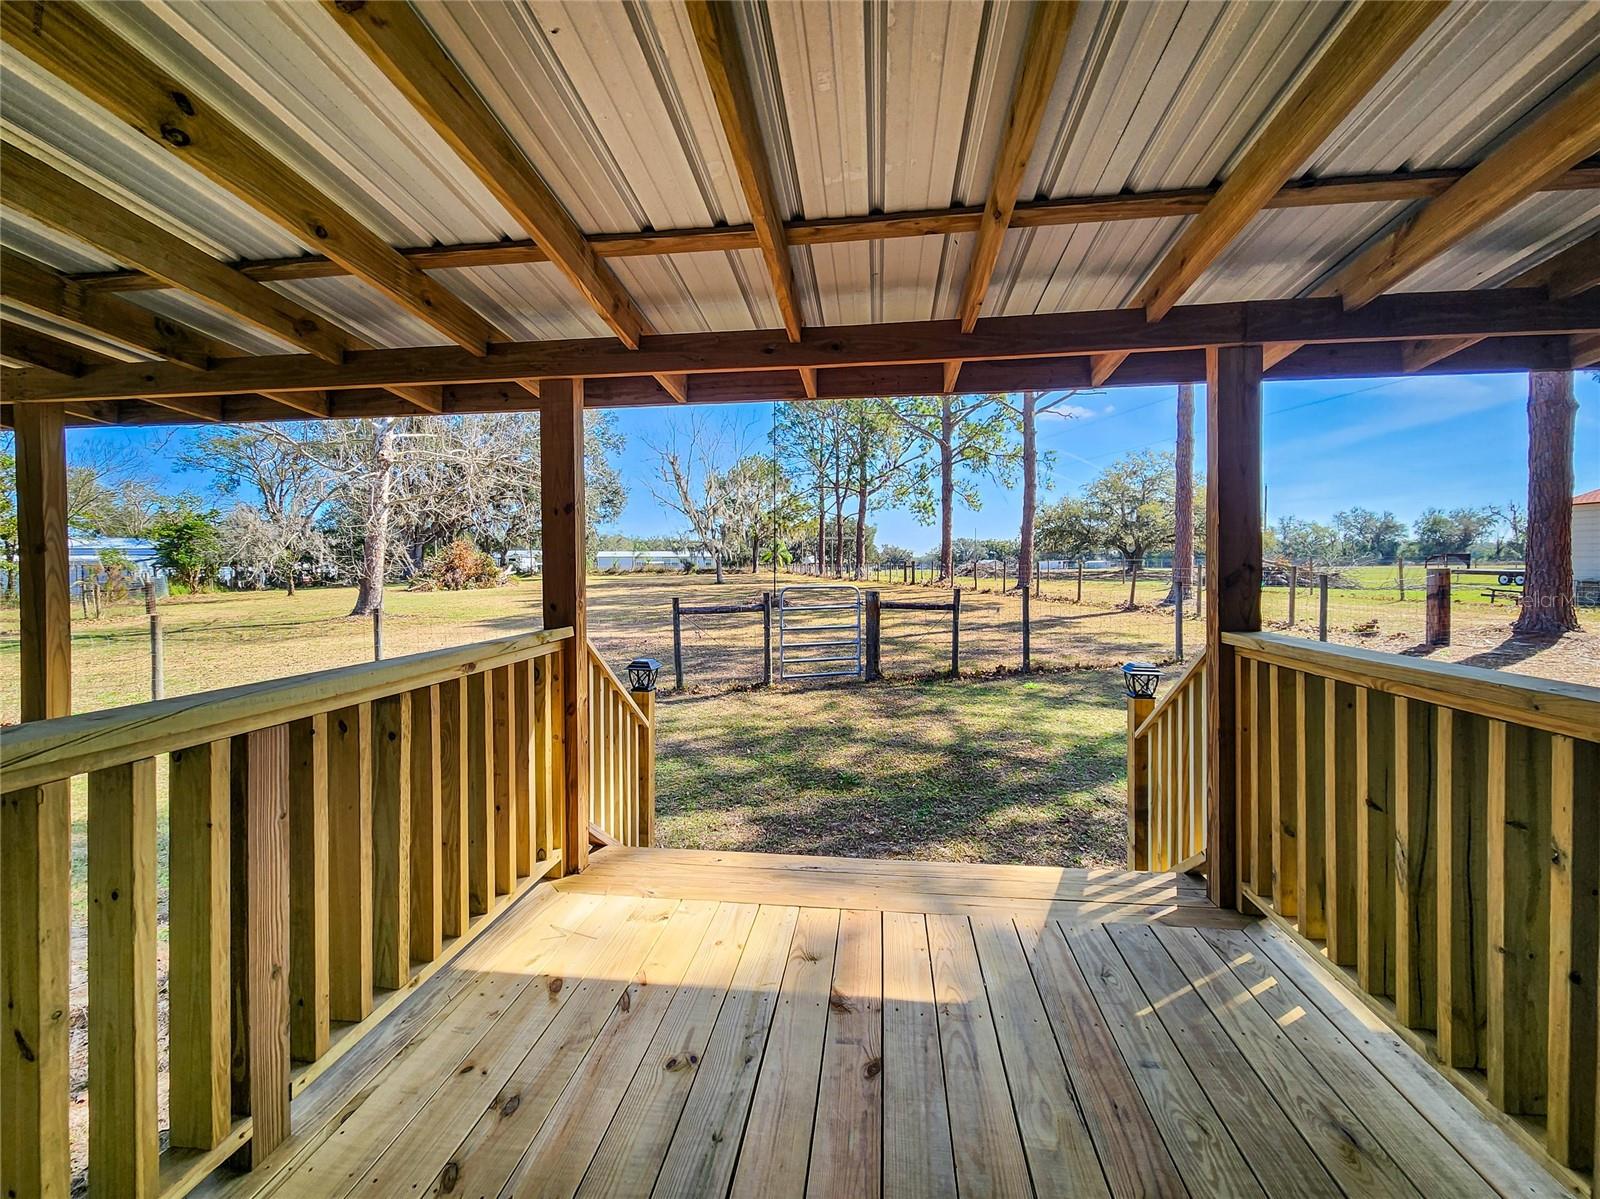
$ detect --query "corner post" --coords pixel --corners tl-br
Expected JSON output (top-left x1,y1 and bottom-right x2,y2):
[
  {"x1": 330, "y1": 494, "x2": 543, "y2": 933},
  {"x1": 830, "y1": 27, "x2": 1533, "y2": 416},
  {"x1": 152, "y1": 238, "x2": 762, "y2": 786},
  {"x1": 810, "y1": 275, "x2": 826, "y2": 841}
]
[
  {"x1": 630, "y1": 686, "x2": 656, "y2": 846},
  {"x1": 1205, "y1": 345, "x2": 1263, "y2": 912},
  {"x1": 2, "y1": 403, "x2": 72, "y2": 1199},
  {"x1": 541, "y1": 380, "x2": 589, "y2": 875},
  {"x1": 865, "y1": 590, "x2": 882, "y2": 681}
]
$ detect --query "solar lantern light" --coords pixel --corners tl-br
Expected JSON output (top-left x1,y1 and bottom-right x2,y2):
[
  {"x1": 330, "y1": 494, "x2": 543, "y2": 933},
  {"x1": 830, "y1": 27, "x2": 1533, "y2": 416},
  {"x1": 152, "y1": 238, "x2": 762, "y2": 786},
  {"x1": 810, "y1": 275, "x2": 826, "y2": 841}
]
[
  {"x1": 1121, "y1": 662, "x2": 1161, "y2": 699},
  {"x1": 627, "y1": 658, "x2": 662, "y2": 693}
]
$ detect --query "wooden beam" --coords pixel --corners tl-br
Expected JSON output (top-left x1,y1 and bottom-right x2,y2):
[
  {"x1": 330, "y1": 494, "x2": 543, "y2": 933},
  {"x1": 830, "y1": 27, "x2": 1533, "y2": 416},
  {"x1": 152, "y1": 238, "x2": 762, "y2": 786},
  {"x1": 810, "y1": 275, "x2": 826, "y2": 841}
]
[
  {"x1": 942, "y1": 362, "x2": 963, "y2": 394},
  {"x1": 539, "y1": 381, "x2": 588, "y2": 875},
  {"x1": 0, "y1": 248, "x2": 229, "y2": 370},
  {"x1": 798, "y1": 367, "x2": 818, "y2": 399},
  {"x1": 955, "y1": 1, "x2": 1076, "y2": 333},
  {"x1": 1330, "y1": 70, "x2": 1600, "y2": 309},
  {"x1": 325, "y1": 0, "x2": 644, "y2": 351},
  {"x1": 685, "y1": 0, "x2": 802, "y2": 341},
  {"x1": 9, "y1": 287, "x2": 1596, "y2": 405},
  {"x1": 654, "y1": 373, "x2": 690, "y2": 404},
  {"x1": 263, "y1": 390, "x2": 333, "y2": 419},
  {"x1": 1, "y1": 319, "x2": 123, "y2": 375},
  {"x1": 70, "y1": 164, "x2": 1600, "y2": 295},
  {"x1": 13, "y1": 404, "x2": 72, "y2": 721},
  {"x1": 386, "y1": 385, "x2": 444, "y2": 415},
  {"x1": 1571, "y1": 331, "x2": 1600, "y2": 369},
  {"x1": 0, "y1": 145, "x2": 353, "y2": 363},
  {"x1": 1205, "y1": 345, "x2": 1264, "y2": 912},
  {"x1": 2, "y1": 0, "x2": 497, "y2": 355},
  {"x1": 1137, "y1": 1, "x2": 1446, "y2": 322}
]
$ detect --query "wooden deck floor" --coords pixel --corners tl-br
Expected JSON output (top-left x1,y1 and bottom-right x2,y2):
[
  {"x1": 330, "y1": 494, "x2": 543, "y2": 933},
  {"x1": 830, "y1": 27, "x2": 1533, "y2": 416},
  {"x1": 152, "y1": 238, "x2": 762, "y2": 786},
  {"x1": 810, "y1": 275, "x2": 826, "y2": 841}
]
[{"x1": 213, "y1": 848, "x2": 1571, "y2": 1199}]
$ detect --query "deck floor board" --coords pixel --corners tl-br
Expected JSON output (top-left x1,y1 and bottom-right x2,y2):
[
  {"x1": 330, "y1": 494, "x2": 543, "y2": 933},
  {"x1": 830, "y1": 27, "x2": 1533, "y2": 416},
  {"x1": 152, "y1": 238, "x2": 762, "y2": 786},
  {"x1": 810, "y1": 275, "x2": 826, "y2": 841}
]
[{"x1": 218, "y1": 848, "x2": 1572, "y2": 1199}]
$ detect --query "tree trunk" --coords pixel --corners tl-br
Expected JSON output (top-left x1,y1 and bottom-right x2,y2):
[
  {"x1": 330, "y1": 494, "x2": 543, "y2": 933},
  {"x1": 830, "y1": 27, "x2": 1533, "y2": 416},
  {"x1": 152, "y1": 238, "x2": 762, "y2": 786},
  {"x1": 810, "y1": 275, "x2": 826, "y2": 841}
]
[
  {"x1": 1018, "y1": 391, "x2": 1037, "y2": 591},
  {"x1": 714, "y1": 549, "x2": 724, "y2": 585},
  {"x1": 832, "y1": 489, "x2": 844, "y2": 578},
  {"x1": 1164, "y1": 382, "x2": 1195, "y2": 606},
  {"x1": 1513, "y1": 370, "x2": 1578, "y2": 635},
  {"x1": 1127, "y1": 558, "x2": 1140, "y2": 608},
  {"x1": 854, "y1": 453, "x2": 869, "y2": 580},
  {"x1": 939, "y1": 400, "x2": 955, "y2": 584},
  {"x1": 816, "y1": 483, "x2": 826, "y2": 576},
  {"x1": 285, "y1": 566, "x2": 296, "y2": 597},
  {"x1": 350, "y1": 421, "x2": 396, "y2": 616}
]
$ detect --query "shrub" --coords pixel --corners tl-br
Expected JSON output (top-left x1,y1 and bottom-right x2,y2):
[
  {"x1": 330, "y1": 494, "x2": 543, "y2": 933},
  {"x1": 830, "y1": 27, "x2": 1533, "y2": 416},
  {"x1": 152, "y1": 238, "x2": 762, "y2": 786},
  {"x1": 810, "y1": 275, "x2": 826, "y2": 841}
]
[{"x1": 410, "y1": 538, "x2": 504, "y2": 591}]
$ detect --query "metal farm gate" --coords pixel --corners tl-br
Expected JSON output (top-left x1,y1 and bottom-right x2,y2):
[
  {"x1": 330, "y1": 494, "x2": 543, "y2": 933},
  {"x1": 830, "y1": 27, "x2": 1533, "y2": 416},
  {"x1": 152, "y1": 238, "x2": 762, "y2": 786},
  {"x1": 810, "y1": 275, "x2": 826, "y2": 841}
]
[{"x1": 776, "y1": 585, "x2": 863, "y2": 681}]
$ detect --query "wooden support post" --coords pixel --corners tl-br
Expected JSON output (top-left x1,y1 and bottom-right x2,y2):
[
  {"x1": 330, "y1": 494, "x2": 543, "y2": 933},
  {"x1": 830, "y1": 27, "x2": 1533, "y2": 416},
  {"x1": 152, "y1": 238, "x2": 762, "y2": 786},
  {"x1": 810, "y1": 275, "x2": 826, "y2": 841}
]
[
  {"x1": 371, "y1": 693, "x2": 411, "y2": 990},
  {"x1": 1205, "y1": 344, "x2": 1263, "y2": 912},
  {"x1": 287, "y1": 715, "x2": 329, "y2": 1062},
  {"x1": 865, "y1": 590, "x2": 882, "y2": 681},
  {"x1": 541, "y1": 380, "x2": 589, "y2": 875},
  {"x1": 1021, "y1": 584, "x2": 1031, "y2": 671},
  {"x1": 228, "y1": 726, "x2": 291, "y2": 1167},
  {"x1": 3, "y1": 402, "x2": 71, "y2": 1199},
  {"x1": 1318, "y1": 573, "x2": 1330, "y2": 641},
  {"x1": 168, "y1": 740, "x2": 233, "y2": 1147},
  {"x1": 1126, "y1": 696, "x2": 1154, "y2": 869},
  {"x1": 1426, "y1": 568, "x2": 1451, "y2": 645},
  {"x1": 88, "y1": 758, "x2": 160, "y2": 1197},
  {"x1": 951, "y1": 587, "x2": 962, "y2": 677}
]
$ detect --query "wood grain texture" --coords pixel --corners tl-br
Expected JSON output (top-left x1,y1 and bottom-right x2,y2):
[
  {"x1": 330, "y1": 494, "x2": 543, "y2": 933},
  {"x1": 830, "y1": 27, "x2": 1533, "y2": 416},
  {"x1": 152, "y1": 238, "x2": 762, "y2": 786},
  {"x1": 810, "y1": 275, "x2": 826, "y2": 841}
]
[
  {"x1": 88, "y1": 759, "x2": 160, "y2": 1197},
  {"x1": 1393, "y1": 697, "x2": 1438, "y2": 1032},
  {"x1": 1357, "y1": 689, "x2": 1397, "y2": 997},
  {"x1": 1547, "y1": 734, "x2": 1599, "y2": 1168},
  {"x1": 371, "y1": 692, "x2": 412, "y2": 990},
  {"x1": 491, "y1": 665, "x2": 517, "y2": 894},
  {"x1": 880, "y1": 911, "x2": 957, "y2": 1199},
  {"x1": 327, "y1": 702, "x2": 374, "y2": 1021},
  {"x1": 805, "y1": 909, "x2": 884, "y2": 1198},
  {"x1": 1437, "y1": 708, "x2": 1490, "y2": 1069},
  {"x1": 466, "y1": 671, "x2": 496, "y2": 915},
  {"x1": 1295, "y1": 671, "x2": 1328, "y2": 939},
  {"x1": 168, "y1": 740, "x2": 232, "y2": 1149},
  {"x1": 438, "y1": 677, "x2": 471, "y2": 938},
  {"x1": 408, "y1": 685, "x2": 443, "y2": 963},
  {"x1": 1323, "y1": 679, "x2": 1360, "y2": 967},
  {"x1": 288, "y1": 714, "x2": 331, "y2": 1062}
]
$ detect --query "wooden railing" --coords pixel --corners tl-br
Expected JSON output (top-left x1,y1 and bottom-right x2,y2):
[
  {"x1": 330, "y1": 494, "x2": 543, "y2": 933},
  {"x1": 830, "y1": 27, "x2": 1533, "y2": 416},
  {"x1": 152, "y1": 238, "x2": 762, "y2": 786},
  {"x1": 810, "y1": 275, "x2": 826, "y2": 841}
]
[
  {"x1": 1126, "y1": 650, "x2": 1208, "y2": 872},
  {"x1": 0, "y1": 628, "x2": 572, "y2": 1198},
  {"x1": 587, "y1": 644, "x2": 656, "y2": 847},
  {"x1": 1221, "y1": 632, "x2": 1600, "y2": 1181}
]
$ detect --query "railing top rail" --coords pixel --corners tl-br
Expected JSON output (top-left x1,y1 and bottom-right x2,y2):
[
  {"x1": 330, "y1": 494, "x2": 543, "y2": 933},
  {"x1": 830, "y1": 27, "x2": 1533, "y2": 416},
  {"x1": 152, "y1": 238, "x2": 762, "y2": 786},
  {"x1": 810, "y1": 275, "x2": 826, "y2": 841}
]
[
  {"x1": 1, "y1": 627, "x2": 572, "y2": 792},
  {"x1": 587, "y1": 643, "x2": 649, "y2": 725},
  {"x1": 1222, "y1": 630, "x2": 1600, "y2": 741},
  {"x1": 1133, "y1": 648, "x2": 1207, "y2": 740}
]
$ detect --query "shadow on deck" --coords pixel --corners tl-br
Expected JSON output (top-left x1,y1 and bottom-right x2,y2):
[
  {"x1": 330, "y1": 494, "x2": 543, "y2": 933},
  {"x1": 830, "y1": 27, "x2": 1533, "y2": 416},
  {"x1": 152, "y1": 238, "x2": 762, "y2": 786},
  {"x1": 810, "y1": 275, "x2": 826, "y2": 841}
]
[{"x1": 201, "y1": 848, "x2": 1570, "y2": 1199}]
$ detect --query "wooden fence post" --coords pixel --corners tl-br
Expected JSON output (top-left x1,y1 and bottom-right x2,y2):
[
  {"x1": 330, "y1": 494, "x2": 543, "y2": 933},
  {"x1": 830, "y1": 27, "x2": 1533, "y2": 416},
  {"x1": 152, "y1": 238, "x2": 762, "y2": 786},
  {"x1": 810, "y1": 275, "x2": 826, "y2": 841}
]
[
  {"x1": 1126, "y1": 696, "x2": 1155, "y2": 868},
  {"x1": 1077, "y1": 558, "x2": 1084, "y2": 603},
  {"x1": 1426, "y1": 568, "x2": 1451, "y2": 646},
  {"x1": 1174, "y1": 583, "x2": 1184, "y2": 660},
  {"x1": 1288, "y1": 564, "x2": 1299, "y2": 627},
  {"x1": 951, "y1": 587, "x2": 962, "y2": 677},
  {"x1": 1319, "y1": 574, "x2": 1330, "y2": 641},
  {"x1": 1021, "y1": 585, "x2": 1031, "y2": 672},
  {"x1": 1397, "y1": 556, "x2": 1406, "y2": 600},
  {"x1": 672, "y1": 596, "x2": 684, "y2": 691},
  {"x1": 149, "y1": 611, "x2": 164, "y2": 700},
  {"x1": 762, "y1": 592, "x2": 773, "y2": 685},
  {"x1": 865, "y1": 590, "x2": 881, "y2": 681},
  {"x1": 372, "y1": 607, "x2": 384, "y2": 661}
]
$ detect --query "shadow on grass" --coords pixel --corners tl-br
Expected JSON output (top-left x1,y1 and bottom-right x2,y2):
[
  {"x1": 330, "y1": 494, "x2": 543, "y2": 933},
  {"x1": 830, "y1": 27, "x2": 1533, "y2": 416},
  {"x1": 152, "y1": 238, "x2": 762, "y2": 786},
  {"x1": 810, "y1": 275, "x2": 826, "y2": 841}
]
[{"x1": 654, "y1": 670, "x2": 1131, "y2": 867}]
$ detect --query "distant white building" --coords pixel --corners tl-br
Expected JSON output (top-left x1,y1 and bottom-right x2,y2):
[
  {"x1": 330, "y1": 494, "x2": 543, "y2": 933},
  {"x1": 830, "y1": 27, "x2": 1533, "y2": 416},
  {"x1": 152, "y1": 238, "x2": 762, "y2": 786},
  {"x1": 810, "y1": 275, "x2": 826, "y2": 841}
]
[
  {"x1": 1574, "y1": 490, "x2": 1600, "y2": 604},
  {"x1": 597, "y1": 549, "x2": 715, "y2": 571},
  {"x1": 68, "y1": 532, "x2": 160, "y2": 570}
]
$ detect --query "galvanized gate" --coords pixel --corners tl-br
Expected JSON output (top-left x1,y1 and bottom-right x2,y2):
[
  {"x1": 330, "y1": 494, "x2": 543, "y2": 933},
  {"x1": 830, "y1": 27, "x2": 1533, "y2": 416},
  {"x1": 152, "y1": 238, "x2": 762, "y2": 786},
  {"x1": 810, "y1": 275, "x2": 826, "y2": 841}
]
[{"x1": 777, "y1": 585, "x2": 863, "y2": 681}]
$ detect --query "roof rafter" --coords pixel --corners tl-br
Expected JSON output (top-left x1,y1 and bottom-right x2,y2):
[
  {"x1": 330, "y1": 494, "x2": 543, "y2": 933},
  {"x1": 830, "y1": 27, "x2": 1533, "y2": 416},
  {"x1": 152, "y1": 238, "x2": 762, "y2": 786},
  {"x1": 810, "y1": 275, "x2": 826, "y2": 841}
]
[
  {"x1": 1090, "y1": 0, "x2": 1447, "y2": 383},
  {"x1": 954, "y1": 0, "x2": 1077, "y2": 336},
  {"x1": 685, "y1": 0, "x2": 803, "y2": 343},
  {"x1": 8, "y1": 287, "x2": 1596, "y2": 405},
  {"x1": 1329, "y1": 70, "x2": 1600, "y2": 309},
  {"x1": 1, "y1": 0, "x2": 497, "y2": 355}
]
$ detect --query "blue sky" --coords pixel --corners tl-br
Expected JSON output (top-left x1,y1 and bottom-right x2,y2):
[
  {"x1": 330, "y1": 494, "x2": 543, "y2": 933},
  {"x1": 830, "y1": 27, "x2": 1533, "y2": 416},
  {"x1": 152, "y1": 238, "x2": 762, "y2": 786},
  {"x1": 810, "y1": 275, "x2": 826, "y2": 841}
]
[{"x1": 70, "y1": 371, "x2": 1599, "y2": 554}]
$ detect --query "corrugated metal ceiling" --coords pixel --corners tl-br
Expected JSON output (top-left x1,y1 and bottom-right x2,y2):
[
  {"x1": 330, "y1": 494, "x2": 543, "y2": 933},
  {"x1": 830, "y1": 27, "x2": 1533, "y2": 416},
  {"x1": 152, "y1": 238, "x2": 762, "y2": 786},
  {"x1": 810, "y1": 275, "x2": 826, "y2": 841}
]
[{"x1": 1, "y1": 0, "x2": 1596, "y2": 354}]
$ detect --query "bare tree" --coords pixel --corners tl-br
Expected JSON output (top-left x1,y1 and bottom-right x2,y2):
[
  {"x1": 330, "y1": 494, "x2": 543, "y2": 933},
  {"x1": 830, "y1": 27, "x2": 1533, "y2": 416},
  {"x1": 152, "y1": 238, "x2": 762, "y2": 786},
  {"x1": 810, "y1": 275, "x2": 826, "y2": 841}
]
[
  {"x1": 1162, "y1": 382, "x2": 1195, "y2": 607},
  {"x1": 648, "y1": 415, "x2": 756, "y2": 584},
  {"x1": 1514, "y1": 370, "x2": 1579, "y2": 636}
]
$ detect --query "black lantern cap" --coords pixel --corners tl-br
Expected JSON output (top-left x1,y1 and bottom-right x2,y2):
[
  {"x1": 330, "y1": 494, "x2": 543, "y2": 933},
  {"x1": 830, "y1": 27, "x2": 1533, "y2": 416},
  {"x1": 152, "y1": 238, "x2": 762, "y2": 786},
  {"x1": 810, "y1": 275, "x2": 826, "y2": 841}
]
[
  {"x1": 627, "y1": 658, "x2": 662, "y2": 693},
  {"x1": 1121, "y1": 662, "x2": 1161, "y2": 699}
]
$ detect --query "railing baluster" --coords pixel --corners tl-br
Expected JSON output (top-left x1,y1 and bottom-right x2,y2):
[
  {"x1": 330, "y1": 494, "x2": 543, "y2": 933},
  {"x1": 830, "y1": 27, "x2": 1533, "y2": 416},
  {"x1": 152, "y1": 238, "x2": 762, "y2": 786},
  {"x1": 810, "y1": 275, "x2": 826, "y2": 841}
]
[
  {"x1": 513, "y1": 660, "x2": 534, "y2": 878},
  {"x1": 409, "y1": 685, "x2": 443, "y2": 963},
  {"x1": 88, "y1": 758, "x2": 159, "y2": 1196},
  {"x1": 438, "y1": 678, "x2": 470, "y2": 937},
  {"x1": 1393, "y1": 697, "x2": 1437, "y2": 1031},
  {"x1": 1357, "y1": 689, "x2": 1397, "y2": 997},
  {"x1": 1295, "y1": 672, "x2": 1326, "y2": 938},
  {"x1": 287, "y1": 716, "x2": 330, "y2": 1061},
  {"x1": 372, "y1": 693, "x2": 411, "y2": 989},
  {"x1": 491, "y1": 666, "x2": 515, "y2": 895},
  {"x1": 1323, "y1": 679, "x2": 1359, "y2": 966},
  {"x1": 1487, "y1": 720, "x2": 1551, "y2": 1115},
  {"x1": 533, "y1": 657, "x2": 555, "y2": 864},
  {"x1": 1547, "y1": 734, "x2": 1598, "y2": 1169},
  {"x1": 1269, "y1": 665, "x2": 1298, "y2": 917},
  {"x1": 1250, "y1": 661, "x2": 1273, "y2": 900},
  {"x1": 1437, "y1": 707, "x2": 1489, "y2": 1069},
  {"x1": 327, "y1": 702, "x2": 373, "y2": 1020},
  {"x1": 466, "y1": 672, "x2": 496, "y2": 916},
  {"x1": 228, "y1": 727, "x2": 291, "y2": 1166},
  {"x1": 168, "y1": 740, "x2": 232, "y2": 1146}
]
